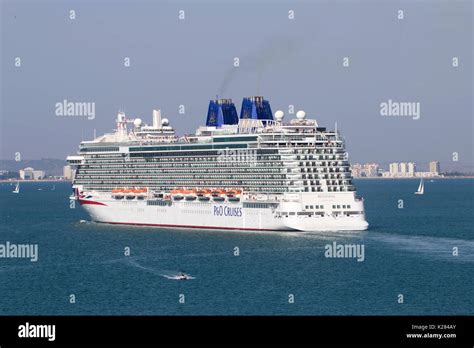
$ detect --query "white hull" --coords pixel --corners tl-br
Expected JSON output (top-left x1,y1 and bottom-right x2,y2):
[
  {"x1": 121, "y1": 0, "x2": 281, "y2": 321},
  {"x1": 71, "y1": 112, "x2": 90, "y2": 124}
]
[{"x1": 79, "y1": 195, "x2": 369, "y2": 232}]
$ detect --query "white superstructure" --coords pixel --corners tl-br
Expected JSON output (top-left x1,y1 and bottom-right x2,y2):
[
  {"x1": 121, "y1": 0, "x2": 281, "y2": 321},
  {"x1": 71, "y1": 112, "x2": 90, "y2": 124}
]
[{"x1": 67, "y1": 96, "x2": 368, "y2": 232}]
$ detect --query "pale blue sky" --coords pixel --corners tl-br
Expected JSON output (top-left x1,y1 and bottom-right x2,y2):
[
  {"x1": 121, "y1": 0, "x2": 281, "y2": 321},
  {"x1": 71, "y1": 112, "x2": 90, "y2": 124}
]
[{"x1": 1, "y1": 0, "x2": 472, "y2": 171}]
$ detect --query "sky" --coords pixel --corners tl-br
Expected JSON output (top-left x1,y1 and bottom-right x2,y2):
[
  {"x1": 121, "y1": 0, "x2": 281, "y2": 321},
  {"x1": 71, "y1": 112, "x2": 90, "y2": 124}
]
[{"x1": 1, "y1": 0, "x2": 472, "y2": 171}]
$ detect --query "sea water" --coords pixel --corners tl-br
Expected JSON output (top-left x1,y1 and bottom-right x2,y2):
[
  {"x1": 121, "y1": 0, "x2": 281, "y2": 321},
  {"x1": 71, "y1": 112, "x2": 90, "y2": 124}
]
[{"x1": 0, "y1": 179, "x2": 472, "y2": 315}]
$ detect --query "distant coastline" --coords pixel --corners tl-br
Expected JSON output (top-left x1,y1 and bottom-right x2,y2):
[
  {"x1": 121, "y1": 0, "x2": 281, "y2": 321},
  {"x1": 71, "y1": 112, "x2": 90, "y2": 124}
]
[
  {"x1": 353, "y1": 176, "x2": 474, "y2": 180},
  {"x1": 0, "y1": 179, "x2": 72, "y2": 183},
  {"x1": 2, "y1": 177, "x2": 472, "y2": 184}
]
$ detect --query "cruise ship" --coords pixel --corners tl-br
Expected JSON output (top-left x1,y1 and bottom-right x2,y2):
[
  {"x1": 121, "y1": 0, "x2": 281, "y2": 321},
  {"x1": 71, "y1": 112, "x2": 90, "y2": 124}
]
[{"x1": 67, "y1": 96, "x2": 368, "y2": 232}]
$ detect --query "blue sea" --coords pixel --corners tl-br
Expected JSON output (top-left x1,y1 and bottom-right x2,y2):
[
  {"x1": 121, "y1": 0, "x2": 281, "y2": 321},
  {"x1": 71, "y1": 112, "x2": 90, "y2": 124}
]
[{"x1": 0, "y1": 179, "x2": 472, "y2": 315}]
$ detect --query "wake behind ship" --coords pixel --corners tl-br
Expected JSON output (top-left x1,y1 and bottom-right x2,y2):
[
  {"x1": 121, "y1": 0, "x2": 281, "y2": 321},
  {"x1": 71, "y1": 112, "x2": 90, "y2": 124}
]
[{"x1": 67, "y1": 96, "x2": 368, "y2": 232}]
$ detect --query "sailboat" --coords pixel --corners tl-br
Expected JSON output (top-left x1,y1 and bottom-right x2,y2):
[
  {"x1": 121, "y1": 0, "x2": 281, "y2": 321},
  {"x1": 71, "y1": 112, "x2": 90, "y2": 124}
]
[
  {"x1": 415, "y1": 178, "x2": 424, "y2": 195},
  {"x1": 12, "y1": 181, "x2": 20, "y2": 194},
  {"x1": 51, "y1": 185, "x2": 56, "y2": 191}
]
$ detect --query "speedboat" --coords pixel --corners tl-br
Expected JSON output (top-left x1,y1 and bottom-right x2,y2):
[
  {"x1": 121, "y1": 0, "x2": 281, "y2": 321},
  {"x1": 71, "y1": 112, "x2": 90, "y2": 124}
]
[{"x1": 176, "y1": 272, "x2": 190, "y2": 280}]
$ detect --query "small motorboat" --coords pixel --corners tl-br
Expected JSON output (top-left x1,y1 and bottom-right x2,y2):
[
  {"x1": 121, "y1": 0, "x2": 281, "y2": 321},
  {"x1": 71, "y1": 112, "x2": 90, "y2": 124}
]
[{"x1": 176, "y1": 272, "x2": 190, "y2": 280}]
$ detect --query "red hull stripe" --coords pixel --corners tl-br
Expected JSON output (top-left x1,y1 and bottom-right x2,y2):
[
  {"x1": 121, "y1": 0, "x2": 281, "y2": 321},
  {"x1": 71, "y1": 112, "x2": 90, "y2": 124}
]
[
  {"x1": 99, "y1": 221, "x2": 293, "y2": 232},
  {"x1": 79, "y1": 200, "x2": 107, "y2": 206}
]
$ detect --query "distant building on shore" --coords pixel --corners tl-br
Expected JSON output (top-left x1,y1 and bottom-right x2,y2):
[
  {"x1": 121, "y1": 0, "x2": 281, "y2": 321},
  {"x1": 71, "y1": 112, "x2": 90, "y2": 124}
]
[
  {"x1": 63, "y1": 165, "x2": 75, "y2": 180},
  {"x1": 389, "y1": 163, "x2": 399, "y2": 176},
  {"x1": 429, "y1": 161, "x2": 441, "y2": 175},
  {"x1": 386, "y1": 162, "x2": 417, "y2": 178},
  {"x1": 19, "y1": 167, "x2": 45, "y2": 180},
  {"x1": 351, "y1": 163, "x2": 380, "y2": 177},
  {"x1": 381, "y1": 161, "x2": 441, "y2": 178}
]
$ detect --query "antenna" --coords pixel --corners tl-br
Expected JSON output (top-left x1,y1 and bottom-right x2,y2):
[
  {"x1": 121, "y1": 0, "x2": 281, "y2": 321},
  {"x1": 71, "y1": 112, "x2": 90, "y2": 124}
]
[
  {"x1": 93, "y1": 129, "x2": 96, "y2": 139},
  {"x1": 335, "y1": 122, "x2": 338, "y2": 140}
]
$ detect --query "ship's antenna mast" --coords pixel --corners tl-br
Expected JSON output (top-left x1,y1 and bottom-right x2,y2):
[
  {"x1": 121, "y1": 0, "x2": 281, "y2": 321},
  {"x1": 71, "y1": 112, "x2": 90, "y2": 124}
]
[{"x1": 335, "y1": 122, "x2": 338, "y2": 140}]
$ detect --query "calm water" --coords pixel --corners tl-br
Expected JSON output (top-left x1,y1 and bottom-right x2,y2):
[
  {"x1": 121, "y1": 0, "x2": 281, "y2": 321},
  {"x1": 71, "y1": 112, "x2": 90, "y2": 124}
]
[{"x1": 0, "y1": 179, "x2": 472, "y2": 315}]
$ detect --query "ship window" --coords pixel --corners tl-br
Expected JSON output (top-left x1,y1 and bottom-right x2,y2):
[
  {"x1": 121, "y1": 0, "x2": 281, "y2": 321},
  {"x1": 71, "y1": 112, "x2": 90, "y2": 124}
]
[
  {"x1": 347, "y1": 205, "x2": 351, "y2": 209},
  {"x1": 310, "y1": 205, "x2": 314, "y2": 209},
  {"x1": 337, "y1": 205, "x2": 340, "y2": 209}
]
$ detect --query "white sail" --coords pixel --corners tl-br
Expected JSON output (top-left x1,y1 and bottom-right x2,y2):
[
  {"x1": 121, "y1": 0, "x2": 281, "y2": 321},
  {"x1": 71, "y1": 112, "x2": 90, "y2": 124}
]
[
  {"x1": 415, "y1": 178, "x2": 424, "y2": 195},
  {"x1": 12, "y1": 181, "x2": 20, "y2": 193}
]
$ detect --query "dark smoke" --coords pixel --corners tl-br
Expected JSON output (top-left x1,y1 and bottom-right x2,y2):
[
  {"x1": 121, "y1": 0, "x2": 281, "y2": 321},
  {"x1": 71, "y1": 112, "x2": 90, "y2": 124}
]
[{"x1": 218, "y1": 36, "x2": 299, "y2": 97}]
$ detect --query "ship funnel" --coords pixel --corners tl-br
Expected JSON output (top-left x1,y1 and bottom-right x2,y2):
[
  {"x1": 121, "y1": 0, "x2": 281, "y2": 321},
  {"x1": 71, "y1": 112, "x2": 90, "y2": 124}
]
[
  {"x1": 206, "y1": 98, "x2": 238, "y2": 127},
  {"x1": 240, "y1": 96, "x2": 273, "y2": 121}
]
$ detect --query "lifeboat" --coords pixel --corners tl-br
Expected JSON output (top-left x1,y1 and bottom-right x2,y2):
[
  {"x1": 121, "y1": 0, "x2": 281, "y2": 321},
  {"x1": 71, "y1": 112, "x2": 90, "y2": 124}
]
[
  {"x1": 171, "y1": 189, "x2": 184, "y2": 201},
  {"x1": 113, "y1": 187, "x2": 148, "y2": 193},
  {"x1": 196, "y1": 190, "x2": 209, "y2": 197},
  {"x1": 198, "y1": 196, "x2": 210, "y2": 202},
  {"x1": 136, "y1": 192, "x2": 147, "y2": 199}
]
